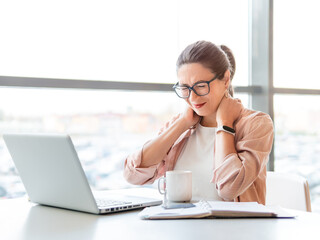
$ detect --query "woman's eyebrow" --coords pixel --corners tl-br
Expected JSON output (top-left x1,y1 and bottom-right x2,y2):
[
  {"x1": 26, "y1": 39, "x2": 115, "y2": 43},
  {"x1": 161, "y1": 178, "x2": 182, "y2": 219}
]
[
  {"x1": 178, "y1": 83, "x2": 190, "y2": 87},
  {"x1": 179, "y1": 79, "x2": 207, "y2": 87}
]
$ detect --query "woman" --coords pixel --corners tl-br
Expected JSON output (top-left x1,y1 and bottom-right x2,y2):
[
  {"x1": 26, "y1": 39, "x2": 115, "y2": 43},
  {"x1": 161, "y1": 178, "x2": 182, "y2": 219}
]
[{"x1": 123, "y1": 40, "x2": 273, "y2": 204}]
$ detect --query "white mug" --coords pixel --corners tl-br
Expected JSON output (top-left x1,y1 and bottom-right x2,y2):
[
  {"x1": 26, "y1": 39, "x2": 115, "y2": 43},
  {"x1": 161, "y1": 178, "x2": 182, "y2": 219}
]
[{"x1": 158, "y1": 170, "x2": 192, "y2": 202}]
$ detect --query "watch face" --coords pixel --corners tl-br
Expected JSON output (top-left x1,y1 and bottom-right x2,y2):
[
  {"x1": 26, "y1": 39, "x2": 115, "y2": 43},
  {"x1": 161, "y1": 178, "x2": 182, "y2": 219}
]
[{"x1": 223, "y1": 125, "x2": 235, "y2": 133}]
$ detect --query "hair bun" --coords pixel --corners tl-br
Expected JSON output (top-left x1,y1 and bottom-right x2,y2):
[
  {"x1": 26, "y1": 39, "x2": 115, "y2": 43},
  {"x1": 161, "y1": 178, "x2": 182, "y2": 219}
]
[{"x1": 220, "y1": 45, "x2": 236, "y2": 81}]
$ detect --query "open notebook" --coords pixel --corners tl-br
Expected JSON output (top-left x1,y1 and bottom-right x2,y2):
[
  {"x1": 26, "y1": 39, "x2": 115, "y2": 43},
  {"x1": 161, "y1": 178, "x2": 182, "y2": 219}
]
[{"x1": 139, "y1": 201, "x2": 295, "y2": 219}]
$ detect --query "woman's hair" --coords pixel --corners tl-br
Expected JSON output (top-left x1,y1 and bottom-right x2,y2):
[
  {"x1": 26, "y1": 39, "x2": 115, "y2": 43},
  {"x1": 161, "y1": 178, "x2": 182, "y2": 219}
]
[{"x1": 176, "y1": 40, "x2": 236, "y2": 96}]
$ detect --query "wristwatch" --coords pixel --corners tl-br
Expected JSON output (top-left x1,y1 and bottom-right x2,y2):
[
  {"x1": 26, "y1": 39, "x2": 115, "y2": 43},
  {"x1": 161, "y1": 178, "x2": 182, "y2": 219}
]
[{"x1": 216, "y1": 125, "x2": 236, "y2": 136}]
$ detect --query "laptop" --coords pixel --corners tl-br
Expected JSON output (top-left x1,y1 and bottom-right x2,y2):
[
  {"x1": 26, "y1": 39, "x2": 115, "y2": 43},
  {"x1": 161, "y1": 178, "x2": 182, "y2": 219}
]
[{"x1": 3, "y1": 133, "x2": 162, "y2": 214}]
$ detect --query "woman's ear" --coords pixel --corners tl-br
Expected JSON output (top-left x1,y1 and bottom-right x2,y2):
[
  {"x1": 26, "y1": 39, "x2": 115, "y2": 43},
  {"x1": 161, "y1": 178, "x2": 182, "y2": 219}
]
[{"x1": 223, "y1": 70, "x2": 231, "y2": 89}]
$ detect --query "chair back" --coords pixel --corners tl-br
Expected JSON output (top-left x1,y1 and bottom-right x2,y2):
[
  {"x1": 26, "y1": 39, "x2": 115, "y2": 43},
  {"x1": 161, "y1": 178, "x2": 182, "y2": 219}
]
[{"x1": 266, "y1": 171, "x2": 312, "y2": 212}]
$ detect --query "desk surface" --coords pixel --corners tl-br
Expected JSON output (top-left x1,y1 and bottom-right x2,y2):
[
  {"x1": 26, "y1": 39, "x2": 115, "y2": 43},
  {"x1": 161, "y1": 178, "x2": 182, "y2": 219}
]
[{"x1": 1, "y1": 197, "x2": 320, "y2": 240}]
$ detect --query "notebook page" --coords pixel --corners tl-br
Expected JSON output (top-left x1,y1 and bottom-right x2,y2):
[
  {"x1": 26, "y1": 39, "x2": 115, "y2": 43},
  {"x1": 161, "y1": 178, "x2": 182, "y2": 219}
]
[
  {"x1": 138, "y1": 203, "x2": 210, "y2": 219},
  {"x1": 204, "y1": 201, "x2": 276, "y2": 216}
]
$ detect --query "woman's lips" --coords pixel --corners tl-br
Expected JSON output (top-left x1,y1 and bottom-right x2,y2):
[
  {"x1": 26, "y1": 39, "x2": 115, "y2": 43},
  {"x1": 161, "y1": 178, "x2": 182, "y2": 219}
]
[{"x1": 193, "y1": 103, "x2": 206, "y2": 109}]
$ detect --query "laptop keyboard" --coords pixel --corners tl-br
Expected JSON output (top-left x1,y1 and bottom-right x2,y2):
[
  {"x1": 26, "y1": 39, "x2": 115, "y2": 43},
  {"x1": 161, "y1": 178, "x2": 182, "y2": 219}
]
[{"x1": 96, "y1": 199, "x2": 132, "y2": 208}]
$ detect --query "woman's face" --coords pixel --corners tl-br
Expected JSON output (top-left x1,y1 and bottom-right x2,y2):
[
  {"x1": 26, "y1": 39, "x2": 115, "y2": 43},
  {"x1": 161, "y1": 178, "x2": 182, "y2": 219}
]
[{"x1": 177, "y1": 63, "x2": 229, "y2": 118}]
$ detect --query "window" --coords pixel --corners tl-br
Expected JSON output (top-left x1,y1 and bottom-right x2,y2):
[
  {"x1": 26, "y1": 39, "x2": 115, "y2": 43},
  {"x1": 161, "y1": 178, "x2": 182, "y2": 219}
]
[
  {"x1": 0, "y1": 88, "x2": 185, "y2": 197},
  {"x1": 0, "y1": 0, "x2": 249, "y2": 199},
  {"x1": 0, "y1": 0, "x2": 248, "y2": 85},
  {"x1": 274, "y1": 95, "x2": 320, "y2": 212},
  {"x1": 274, "y1": 0, "x2": 320, "y2": 89},
  {"x1": 274, "y1": 0, "x2": 320, "y2": 212}
]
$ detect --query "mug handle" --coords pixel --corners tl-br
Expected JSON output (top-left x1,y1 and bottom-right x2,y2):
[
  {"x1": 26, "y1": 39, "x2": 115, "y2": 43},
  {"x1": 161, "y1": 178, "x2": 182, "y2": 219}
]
[{"x1": 157, "y1": 176, "x2": 166, "y2": 195}]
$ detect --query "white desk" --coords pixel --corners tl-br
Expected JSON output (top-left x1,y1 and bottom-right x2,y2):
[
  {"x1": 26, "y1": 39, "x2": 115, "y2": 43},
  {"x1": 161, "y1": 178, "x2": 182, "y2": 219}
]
[{"x1": 1, "y1": 197, "x2": 320, "y2": 240}]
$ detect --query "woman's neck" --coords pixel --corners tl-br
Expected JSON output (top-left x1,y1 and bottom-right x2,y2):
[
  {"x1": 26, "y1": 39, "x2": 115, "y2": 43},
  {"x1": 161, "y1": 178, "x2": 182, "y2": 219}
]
[{"x1": 200, "y1": 115, "x2": 217, "y2": 127}]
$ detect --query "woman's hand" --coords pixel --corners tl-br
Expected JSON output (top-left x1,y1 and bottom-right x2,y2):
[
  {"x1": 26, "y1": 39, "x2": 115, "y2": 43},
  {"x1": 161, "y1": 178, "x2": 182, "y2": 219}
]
[
  {"x1": 216, "y1": 93, "x2": 243, "y2": 127},
  {"x1": 180, "y1": 106, "x2": 201, "y2": 130}
]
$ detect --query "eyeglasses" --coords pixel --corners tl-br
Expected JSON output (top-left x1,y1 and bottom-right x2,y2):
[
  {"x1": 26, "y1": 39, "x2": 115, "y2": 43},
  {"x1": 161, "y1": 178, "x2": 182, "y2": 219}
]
[{"x1": 173, "y1": 76, "x2": 218, "y2": 99}]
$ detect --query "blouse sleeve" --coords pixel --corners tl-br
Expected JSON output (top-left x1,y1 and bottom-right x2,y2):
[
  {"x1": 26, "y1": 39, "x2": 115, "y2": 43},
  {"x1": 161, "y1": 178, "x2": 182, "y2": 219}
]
[
  {"x1": 123, "y1": 114, "x2": 185, "y2": 185},
  {"x1": 212, "y1": 112, "x2": 274, "y2": 201},
  {"x1": 123, "y1": 140, "x2": 165, "y2": 185}
]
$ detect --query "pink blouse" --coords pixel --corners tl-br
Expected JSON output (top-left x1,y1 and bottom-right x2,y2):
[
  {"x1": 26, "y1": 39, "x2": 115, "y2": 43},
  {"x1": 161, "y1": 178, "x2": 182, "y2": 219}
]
[{"x1": 123, "y1": 108, "x2": 274, "y2": 205}]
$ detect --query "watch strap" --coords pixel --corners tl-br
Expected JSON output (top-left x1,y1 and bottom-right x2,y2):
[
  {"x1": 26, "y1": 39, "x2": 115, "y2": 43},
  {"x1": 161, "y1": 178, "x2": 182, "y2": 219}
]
[{"x1": 216, "y1": 125, "x2": 236, "y2": 136}]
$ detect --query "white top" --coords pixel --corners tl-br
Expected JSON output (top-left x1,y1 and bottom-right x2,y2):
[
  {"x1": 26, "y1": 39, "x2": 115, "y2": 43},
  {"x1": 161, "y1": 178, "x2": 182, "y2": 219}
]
[{"x1": 174, "y1": 123, "x2": 222, "y2": 201}]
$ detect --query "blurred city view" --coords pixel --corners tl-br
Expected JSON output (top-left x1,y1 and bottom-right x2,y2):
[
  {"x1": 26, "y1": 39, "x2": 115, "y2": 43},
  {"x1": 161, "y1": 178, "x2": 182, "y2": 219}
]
[
  {"x1": 275, "y1": 133, "x2": 320, "y2": 212},
  {"x1": 0, "y1": 89, "x2": 184, "y2": 200},
  {"x1": 274, "y1": 95, "x2": 320, "y2": 213},
  {"x1": 0, "y1": 112, "x2": 159, "y2": 197}
]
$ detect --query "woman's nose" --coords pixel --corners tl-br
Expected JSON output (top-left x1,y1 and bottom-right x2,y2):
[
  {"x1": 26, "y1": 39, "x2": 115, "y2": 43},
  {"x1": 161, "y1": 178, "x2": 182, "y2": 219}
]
[{"x1": 189, "y1": 90, "x2": 198, "y2": 101}]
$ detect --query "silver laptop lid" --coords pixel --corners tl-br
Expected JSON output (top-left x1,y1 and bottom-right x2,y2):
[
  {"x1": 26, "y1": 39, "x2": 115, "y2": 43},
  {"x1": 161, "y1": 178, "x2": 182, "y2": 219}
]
[{"x1": 3, "y1": 133, "x2": 99, "y2": 214}]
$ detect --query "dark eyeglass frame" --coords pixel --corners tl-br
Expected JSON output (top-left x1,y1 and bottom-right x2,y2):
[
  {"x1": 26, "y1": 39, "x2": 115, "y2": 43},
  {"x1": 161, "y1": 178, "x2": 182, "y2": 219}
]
[{"x1": 172, "y1": 75, "x2": 218, "y2": 99}]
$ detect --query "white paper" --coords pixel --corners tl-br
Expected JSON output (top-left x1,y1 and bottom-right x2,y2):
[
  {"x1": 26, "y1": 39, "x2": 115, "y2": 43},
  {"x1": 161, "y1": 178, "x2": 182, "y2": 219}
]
[
  {"x1": 139, "y1": 203, "x2": 209, "y2": 219},
  {"x1": 206, "y1": 201, "x2": 274, "y2": 213}
]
